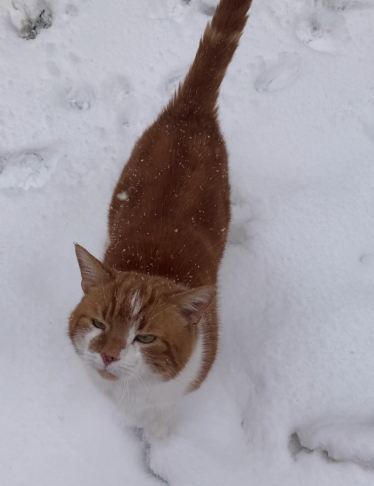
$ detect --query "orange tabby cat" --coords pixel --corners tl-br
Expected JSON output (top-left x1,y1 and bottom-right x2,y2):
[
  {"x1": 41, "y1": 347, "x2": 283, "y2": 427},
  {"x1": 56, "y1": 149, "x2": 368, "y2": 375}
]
[{"x1": 69, "y1": 0, "x2": 253, "y2": 439}]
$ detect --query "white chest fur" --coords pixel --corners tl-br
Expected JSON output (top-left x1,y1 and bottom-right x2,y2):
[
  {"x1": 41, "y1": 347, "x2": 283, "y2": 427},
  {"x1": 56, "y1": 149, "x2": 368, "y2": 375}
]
[{"x1": 92, "y1": 330, "x2": 204, "y2": 438}]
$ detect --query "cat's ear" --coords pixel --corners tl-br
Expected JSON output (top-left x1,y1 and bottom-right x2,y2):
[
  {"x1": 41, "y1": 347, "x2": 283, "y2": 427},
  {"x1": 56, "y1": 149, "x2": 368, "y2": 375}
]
[
  {"x1": 74, "y1": 244, "x2": 114, "y2": 294},
  {"x1": 170, "y1": 286, "x2": 216, "y2": 325}
]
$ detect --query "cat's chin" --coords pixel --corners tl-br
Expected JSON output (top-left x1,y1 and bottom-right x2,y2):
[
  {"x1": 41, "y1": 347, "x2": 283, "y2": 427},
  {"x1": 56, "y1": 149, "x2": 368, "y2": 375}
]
[{"x1": 98, "y1": 370, "x2": 119, "y2": 381}]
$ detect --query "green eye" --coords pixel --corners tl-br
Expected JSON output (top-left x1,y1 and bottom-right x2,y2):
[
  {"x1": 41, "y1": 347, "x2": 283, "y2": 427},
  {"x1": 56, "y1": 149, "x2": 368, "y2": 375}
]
[
  {"x1": 135, "y1": 335, "x2": 156, "y2": 344},
  {"x1": 92, "y1": 319, "x2": 106, "y2": 330}
]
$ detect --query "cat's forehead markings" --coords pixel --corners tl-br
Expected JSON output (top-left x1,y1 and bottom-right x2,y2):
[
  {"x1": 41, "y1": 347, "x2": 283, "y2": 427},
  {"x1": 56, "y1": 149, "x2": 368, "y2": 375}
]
[
  {"x1": 127, "y1": 326, "x2": 136, "y2": 344},
  {"x1": 130, "y1": 290, "x2": 142, "y2": 317}
]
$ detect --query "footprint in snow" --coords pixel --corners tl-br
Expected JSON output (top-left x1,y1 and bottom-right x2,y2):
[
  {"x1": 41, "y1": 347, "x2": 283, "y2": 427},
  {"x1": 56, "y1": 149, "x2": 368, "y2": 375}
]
[
  {"x1": 64, "y1": 82, "x2": 95, "y2": 111},
  {"x1": 253, "y1": 53, "x2": 301, "y2": 93},
  {"x1": 360, "y1": 99, "x2": 374, "y2": 144},
  {"x1": 101, "y1": 74, "x2": 131, "y2": 106},
  {"x1": 9, "y1": 0, "x2": 52, "y2": 39},
  {"x1": 294, "y1": 417, "x2": 374, "y2": 468},
  {"x1": 101, "y1": 74, "x2": 138, "y2": 129},
  {"x1": 227, "y1": 223, "x2": 249, "y2": 245},
  {"x1": 197, "y1": 0, "x2": 218, "y2": 17},
  {"x1": 316, "y1": 0, "x2": 374, "y2": 11},
  {"x1": 146, "y1": 0, "x2": 189, "y2": 22},
  {"x1": 227, "y1": 197, "x2": 253, "y2": 245},
  {"x1": 295, "y1": 10, "x2": 350, "y2": 53},
  {"x1": 359, "y1": 254, "x2": 374, "y2": 266},
  {"x1": 63, "y1": 3, "x2": 78, "y2": 19},
  {"x1": 146, "y1": 0, "x2": 214, "y2": 23},
  {"x1": 0, "y1": 148, "x2": 59, "y2": 190},
  {"x1": 45, "y1": 61, "x2": 60, "y2": 77}
]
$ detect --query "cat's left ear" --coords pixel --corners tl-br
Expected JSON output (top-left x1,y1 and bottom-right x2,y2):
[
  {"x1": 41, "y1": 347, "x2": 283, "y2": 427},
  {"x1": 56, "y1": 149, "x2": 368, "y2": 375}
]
[
  {"x1": 170, "y1": 286, "x2": 216, "y2": 325},
  {"x1": 74, "y1": 244, "x2": 114, "y2": 294}
]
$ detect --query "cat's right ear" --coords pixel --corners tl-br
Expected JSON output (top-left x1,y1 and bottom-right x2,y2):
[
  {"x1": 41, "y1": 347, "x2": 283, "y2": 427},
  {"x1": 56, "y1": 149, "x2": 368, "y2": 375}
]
[
  {"x1": 170, "y1": 285, "x2": 216, "y2": 325},
  {"x1": 74, "y1": 244, "x2": 114, "y2": 294}
]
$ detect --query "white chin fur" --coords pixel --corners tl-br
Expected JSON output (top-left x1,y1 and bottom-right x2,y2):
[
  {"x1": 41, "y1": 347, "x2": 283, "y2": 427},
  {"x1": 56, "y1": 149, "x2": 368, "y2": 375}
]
[{"x1": 75, "y1": 326, "x2": 204, "y2": 438}]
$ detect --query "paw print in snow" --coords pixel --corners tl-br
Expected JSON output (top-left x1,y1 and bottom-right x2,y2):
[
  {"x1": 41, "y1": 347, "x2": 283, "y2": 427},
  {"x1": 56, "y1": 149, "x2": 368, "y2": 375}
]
[
  {"x1": 253, "y1": 53, "x2": 301, "y2": 93},
  {"x1": 101, "y1": 74, "x2": 131, "y2": 105},
  {"x1": 316, "y1": 0, "x2": 373, "y2": 10},
  {"x1": 227, "y1": 197, "x2": 253, "y2": 246},
  {"x1": 0, "y1": 148, "x2": 59, "y2": 190},
  {"x1": 296, "y1": 417, "x2": 374, "y2": 468},
  {"x1": 360, "y1": 99, "x2": 374, "y2": 144},
  {"x1": 296, "y1": 10, "x2": 350, "y2": 53},
  {"x1": 359, "y1": 254, "x2": 374, "y2": 266},
  {"x1": 228, "y1": 222, "x2": 249, "y2": 245},
  {"x1": 147, "y1": 0, "x2": 190, "y2": 22},
  {"x1": 198, "y1": 0, "x2": 218, "y2": 16},
  {"x1": 9, "y1": 0, "x2": 52, "y2": 40},
  {"x1": 101, "y1": 74, "x2": 138, "y2": 129},
  {"x1": 65, "y1": 82, "x2": 94, "y2": 111}
]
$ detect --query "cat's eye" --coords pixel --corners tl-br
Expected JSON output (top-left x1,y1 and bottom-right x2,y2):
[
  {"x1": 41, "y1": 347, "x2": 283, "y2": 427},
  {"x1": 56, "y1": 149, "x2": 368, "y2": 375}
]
[
  {"x1": 92, "y1": 319, "x2": 106, "y2": 330},
  {"x1": 135, "y1": 335, "x2": 156, "y2": 344}
]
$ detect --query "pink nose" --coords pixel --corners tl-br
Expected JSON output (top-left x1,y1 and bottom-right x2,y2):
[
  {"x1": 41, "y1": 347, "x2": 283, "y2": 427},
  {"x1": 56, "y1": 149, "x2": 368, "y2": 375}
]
[{"x1": 101, "y1": 352, "x2": 119, "y2": 366}]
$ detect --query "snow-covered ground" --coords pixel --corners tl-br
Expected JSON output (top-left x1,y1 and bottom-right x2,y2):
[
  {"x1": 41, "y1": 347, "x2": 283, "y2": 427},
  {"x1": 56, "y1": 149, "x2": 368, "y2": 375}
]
[{"x1": 2, "y1": 0, "x2": 374, "y2": 484}]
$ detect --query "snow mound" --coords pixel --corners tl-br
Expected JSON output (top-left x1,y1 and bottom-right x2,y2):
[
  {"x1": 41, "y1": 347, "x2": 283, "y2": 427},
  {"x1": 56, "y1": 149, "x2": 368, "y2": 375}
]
[{"x1": 297, "y1": 417, "x2": 374, "y2": 467}]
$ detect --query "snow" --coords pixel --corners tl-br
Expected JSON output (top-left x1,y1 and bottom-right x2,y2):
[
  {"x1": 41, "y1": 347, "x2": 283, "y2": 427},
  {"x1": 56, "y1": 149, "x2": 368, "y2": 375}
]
[{"x1": 2, "y1": 0, "x2": 374, "y2": 484}]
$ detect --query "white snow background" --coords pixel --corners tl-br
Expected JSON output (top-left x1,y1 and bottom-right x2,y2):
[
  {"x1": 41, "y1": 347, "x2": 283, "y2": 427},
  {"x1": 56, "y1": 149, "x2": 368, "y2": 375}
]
[{"x1": 1, "y1": 0, "x2": 374, "y2": 484}]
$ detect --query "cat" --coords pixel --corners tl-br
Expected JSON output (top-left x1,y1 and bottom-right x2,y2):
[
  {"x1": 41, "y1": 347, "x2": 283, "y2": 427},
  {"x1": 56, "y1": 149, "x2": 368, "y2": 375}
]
[{"x1": 69, "y1": 0, "x2": 253, "y2": 439}]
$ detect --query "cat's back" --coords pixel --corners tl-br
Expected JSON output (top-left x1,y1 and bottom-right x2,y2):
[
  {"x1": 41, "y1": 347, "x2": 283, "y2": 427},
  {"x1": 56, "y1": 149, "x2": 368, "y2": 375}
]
[
  {"x1": 105, "y1": 0, "x2": 254, "y2": 281},
  {"x1": 108, "y1": 109, "x2": 230, "y2": 250}
]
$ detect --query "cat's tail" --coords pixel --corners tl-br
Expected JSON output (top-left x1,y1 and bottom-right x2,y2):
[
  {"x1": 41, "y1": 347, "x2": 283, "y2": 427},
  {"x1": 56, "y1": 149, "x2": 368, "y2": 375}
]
[{"x1": 168, "y1": 0, "x2": 253, "y2": 117}]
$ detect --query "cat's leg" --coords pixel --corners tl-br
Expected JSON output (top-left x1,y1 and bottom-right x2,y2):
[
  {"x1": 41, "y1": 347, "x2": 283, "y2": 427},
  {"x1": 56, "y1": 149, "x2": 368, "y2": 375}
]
[{"x1": 145, "y1": 407, "x2": 175, "y2": 440}]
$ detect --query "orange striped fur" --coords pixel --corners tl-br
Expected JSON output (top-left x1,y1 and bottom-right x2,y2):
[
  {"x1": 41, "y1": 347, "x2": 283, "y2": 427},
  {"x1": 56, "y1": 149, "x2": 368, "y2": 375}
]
[{"x1": 69, "y1": 0, "x2": 253, "y2": 438}]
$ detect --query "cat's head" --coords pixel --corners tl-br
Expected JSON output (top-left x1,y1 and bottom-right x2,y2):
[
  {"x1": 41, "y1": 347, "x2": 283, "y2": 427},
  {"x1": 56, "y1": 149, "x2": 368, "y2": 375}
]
[{"x1": 69, "y1": 245, "x2": 215, "y2": 384}]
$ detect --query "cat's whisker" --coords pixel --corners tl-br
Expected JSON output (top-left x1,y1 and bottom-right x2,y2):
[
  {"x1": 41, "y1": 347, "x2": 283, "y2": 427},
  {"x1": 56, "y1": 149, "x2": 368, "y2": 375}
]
[
  {"x1": 132, "y1": 370, "x2": 149, "y2": 394},
  {"x1": 142, "y1": 306, "x2": 166, "y2": 324}
]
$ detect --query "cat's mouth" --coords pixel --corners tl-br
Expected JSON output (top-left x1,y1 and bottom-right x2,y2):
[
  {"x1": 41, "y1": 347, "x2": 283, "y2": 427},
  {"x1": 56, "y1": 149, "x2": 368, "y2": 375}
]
[{"x1": 98, "y1": 369, "x2": 119, "y2": 381}]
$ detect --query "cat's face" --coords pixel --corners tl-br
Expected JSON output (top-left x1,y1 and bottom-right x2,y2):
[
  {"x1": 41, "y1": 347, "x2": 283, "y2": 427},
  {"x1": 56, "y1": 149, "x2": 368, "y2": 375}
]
[{"x1": 69, "y1": 245, "x2": 215, "y2": 384}]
